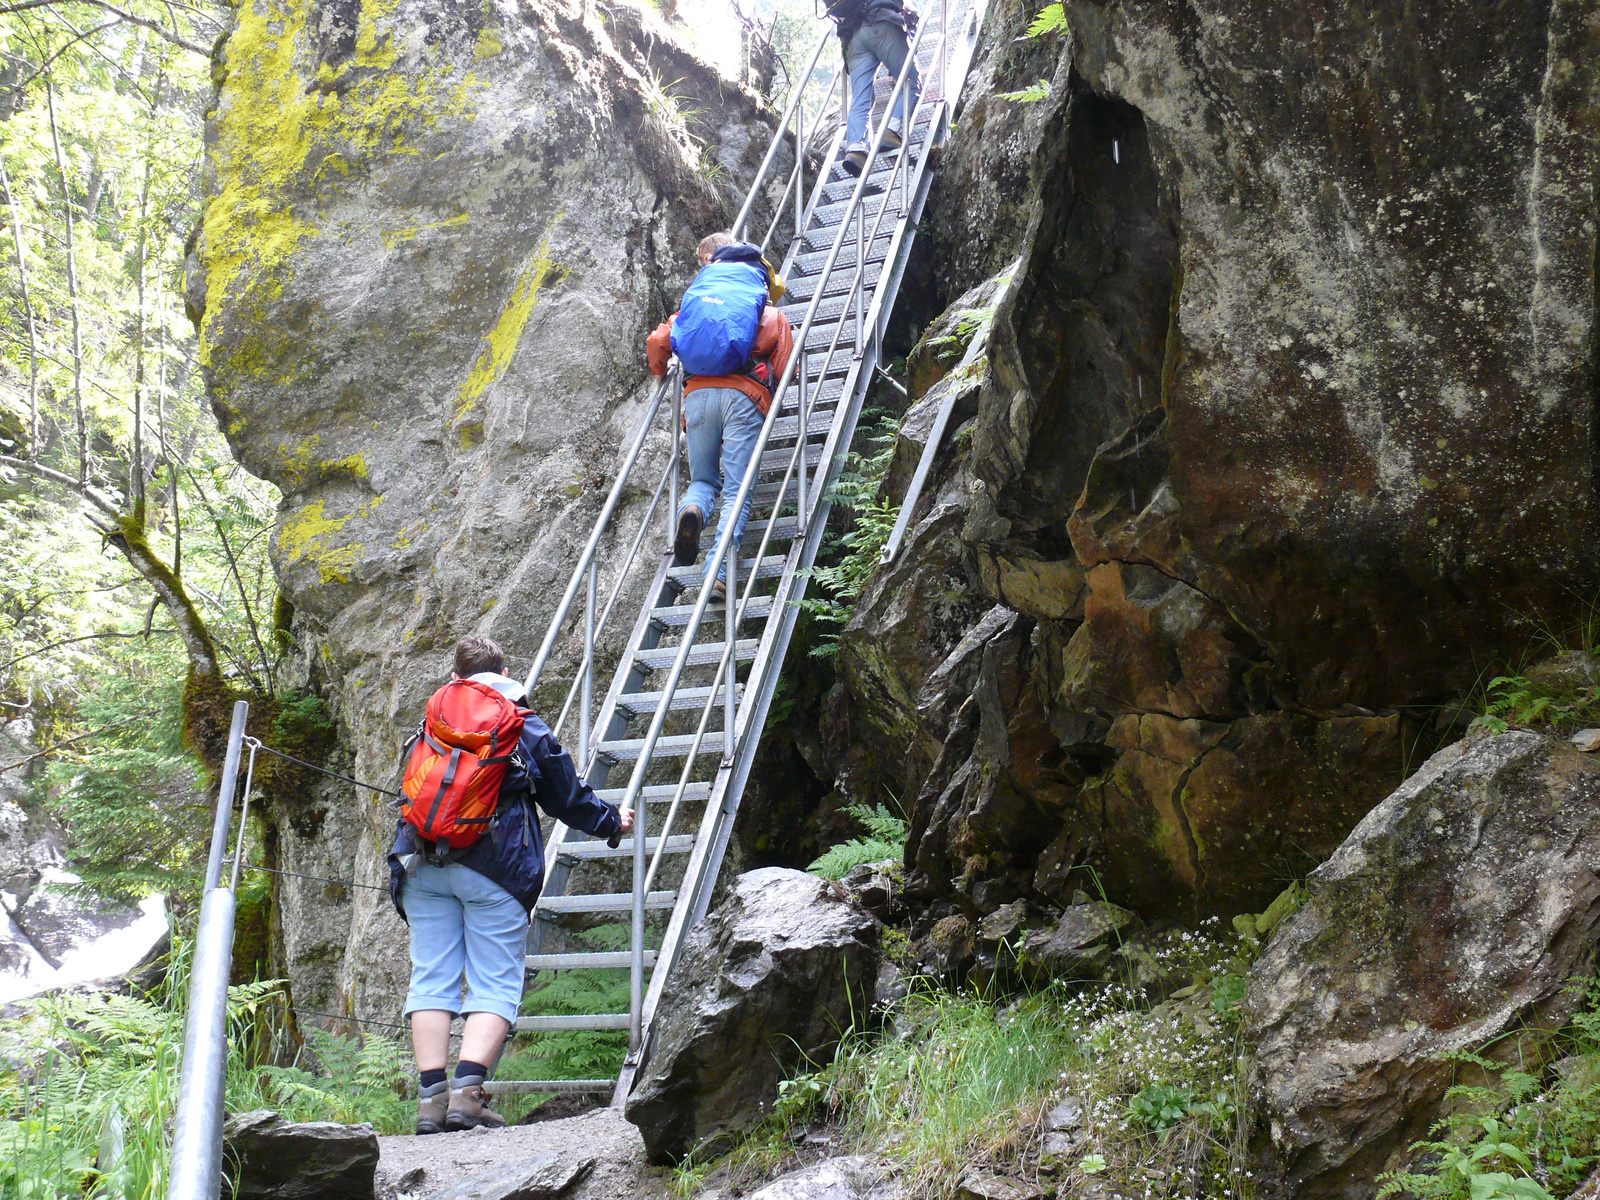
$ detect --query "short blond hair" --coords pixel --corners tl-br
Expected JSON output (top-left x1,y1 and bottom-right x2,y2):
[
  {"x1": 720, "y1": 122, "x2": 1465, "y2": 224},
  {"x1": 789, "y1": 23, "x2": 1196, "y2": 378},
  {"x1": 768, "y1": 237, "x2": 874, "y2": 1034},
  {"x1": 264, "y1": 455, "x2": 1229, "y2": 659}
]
[{"x1": 697, "y1": 231, "x2": 735, "y2": 264}]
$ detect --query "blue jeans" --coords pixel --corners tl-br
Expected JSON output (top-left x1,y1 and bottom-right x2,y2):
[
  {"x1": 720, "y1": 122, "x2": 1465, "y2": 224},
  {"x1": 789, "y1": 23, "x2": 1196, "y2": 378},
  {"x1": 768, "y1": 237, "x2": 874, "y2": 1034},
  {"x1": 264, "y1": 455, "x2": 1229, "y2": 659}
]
[
  {"x1": 401, "y1": 861, "x2": 527, "y2": 1024},
  {"x1": 845, "y1": 22, "x2": 920, "y2": 152},
  {"x1": 681, "y1": 386, "x2": 764, "y2": 584}
]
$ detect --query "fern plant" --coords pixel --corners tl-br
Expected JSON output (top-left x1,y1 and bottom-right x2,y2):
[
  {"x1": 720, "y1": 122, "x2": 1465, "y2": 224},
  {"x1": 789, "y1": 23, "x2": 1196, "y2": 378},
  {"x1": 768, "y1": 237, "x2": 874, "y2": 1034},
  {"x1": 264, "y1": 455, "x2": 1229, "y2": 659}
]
[
  {"x1": 258, "y1": 1027, "x2": 413, "y2": 1131},
  {"x1": 800, "y1": 415, "x2": 901, "y2": 658},
  {"x1": 807, "y1": 803, "x2": 907, "y2": 879}
]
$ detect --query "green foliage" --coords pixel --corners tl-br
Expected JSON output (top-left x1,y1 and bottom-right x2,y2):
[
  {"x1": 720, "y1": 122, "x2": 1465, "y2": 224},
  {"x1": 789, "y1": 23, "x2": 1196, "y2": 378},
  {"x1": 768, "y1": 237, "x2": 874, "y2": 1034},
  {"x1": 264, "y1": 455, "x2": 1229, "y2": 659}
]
[
  {"x1": 1477, "y1": 670, "x2": 1600, "y2": 737},
  {"x1": 806, "y1": 803, "x2": 907, "y2": 879},
  {"x1": 258, "y1": 1027, "x2": 413, "y2": 1132},
  {"x1": 1128, "y1": 1082, "x2": 1198, "y2": 1135},
  {"x1": 800, "y1": 414, "x2": 900, "y2": 658},
  {"x1": 996, "y1": 80, "x2": 1051, "y2": 103},
  {"x1": 719, "y1": 920, "x2": 1256, "y2": 1199},
  {"x1": 1381, "y1": 984, "x2": 1600, "y2": 1200},
  {"x1": 1025, "y1": 2, "x2": 1069, "y2": 37},
  {"x1": 772, "y1": 985, "x2": 1081, "y2": 1194},
  {"x1": 0, "y1": 930, "x2": 309, "y2": 1199}
]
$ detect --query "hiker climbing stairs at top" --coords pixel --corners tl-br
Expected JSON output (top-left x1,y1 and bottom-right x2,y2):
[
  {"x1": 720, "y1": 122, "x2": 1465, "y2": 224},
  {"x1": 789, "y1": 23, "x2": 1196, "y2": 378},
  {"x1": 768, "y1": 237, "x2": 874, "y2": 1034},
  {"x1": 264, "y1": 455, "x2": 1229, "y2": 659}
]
[{"x1": 490, "y1": 0, "x2": 992, "y2": 1107}]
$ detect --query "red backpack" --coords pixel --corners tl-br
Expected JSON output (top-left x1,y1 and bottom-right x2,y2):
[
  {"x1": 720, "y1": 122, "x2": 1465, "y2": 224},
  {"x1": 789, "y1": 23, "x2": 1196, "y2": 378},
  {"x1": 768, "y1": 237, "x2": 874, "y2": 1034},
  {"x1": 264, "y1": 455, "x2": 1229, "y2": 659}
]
[{"x1": 400, "y1": 679, "x2": 527, "y2": 851}]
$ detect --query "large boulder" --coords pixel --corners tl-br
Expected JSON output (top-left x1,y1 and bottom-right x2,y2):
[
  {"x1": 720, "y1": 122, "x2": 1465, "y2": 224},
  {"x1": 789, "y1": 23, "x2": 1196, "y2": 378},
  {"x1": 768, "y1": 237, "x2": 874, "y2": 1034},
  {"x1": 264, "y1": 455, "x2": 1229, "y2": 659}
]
[
  {"x1": 222, "y1": 1110, "x2": 378, "y2": 1200},
  {"x1": 192, "y1": 0, "x2": 780, "y2": 1020},
  {"x1": 828, "y1": 0, "x2": 1600, "y2": 921},
  {"x1": 624, "y1": 868, "x2": 880, "y2": 1162},
  {"x1": 1244, "y1": 731, "x2": 1600, "y2": 1199}
]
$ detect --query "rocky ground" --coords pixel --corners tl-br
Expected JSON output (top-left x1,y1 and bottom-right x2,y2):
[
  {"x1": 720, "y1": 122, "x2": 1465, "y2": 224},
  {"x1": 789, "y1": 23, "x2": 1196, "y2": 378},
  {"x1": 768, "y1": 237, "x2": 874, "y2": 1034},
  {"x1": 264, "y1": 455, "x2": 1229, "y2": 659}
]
[{"x1": 374, "y1": 1107, "x2": 675, "y2": 1200}]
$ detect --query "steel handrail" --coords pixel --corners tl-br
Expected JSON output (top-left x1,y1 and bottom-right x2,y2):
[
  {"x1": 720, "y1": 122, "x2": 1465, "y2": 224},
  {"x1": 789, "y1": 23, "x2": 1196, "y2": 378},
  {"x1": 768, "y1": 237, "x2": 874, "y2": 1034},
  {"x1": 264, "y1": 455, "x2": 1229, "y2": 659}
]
[
  {"x1": 732, "y1": 29, "x2": 833, "y2": 241},
  {"x1": 628, "y1": 16, "x2": 956, "y2": 1036},
  {"x1": 523, "y1": 367, "x2": 678, "y2": 700},
  {"x1": 613, "y1": 14, "x2": 939, "y2": 1044},
  {"x1": 169, "y1": 699, "x2": 250, "y2": 1200}
]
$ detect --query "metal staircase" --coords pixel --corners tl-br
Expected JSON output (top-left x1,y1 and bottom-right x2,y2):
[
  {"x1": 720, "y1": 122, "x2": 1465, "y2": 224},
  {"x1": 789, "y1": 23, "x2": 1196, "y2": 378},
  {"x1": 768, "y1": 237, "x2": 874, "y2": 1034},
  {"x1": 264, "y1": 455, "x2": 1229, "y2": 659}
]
[{"x1": 484, "y1": 0, "x2": 990, "y2": 1105}]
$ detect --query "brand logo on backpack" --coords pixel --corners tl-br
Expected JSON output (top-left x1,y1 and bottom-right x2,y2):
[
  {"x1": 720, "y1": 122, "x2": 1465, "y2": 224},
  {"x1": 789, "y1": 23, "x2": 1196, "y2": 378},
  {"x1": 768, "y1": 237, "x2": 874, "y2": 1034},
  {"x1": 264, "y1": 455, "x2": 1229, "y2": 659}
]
[
  {"x1": 400, "y1": 679, "x2": 527, "y2": 855},
  {"x1": 670, "y1": 242, "x2": 770, "y2": 377}
]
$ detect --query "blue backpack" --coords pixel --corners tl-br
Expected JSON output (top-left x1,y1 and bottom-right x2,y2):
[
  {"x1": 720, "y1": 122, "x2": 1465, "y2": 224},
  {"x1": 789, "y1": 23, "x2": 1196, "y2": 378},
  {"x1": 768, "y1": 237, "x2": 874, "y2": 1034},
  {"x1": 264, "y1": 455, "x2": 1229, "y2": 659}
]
[{"x1": 671, "y1": 243, "x2": 769, "y2": 376}]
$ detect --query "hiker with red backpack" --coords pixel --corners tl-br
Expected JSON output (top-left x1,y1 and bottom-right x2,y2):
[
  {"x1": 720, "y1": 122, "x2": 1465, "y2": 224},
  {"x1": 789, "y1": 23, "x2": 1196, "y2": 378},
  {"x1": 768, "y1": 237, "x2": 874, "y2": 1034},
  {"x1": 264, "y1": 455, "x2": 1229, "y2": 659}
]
[
  {"x1": 824, "y1": 0, "x2": 922, "y2": 177},
  {"x1": 647, "y1": 231, "x2": 794, "y2": 601},
  {"x1": 387, "y1": 635, "x2": 633, "y2": 1134}
]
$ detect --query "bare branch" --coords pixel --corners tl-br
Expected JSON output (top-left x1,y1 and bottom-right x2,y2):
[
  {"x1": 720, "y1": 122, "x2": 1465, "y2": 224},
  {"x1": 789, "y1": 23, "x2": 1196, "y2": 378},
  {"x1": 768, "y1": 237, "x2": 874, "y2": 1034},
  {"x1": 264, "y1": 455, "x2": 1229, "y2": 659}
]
[
  {"x1": 0, "y1": 451, "x2": 122, "y2": 517},
  {"x1": 0, "y1": 629, "x2": 175, "y2": 674},
  {"x1": 0, "y1": 0, "x2": 210, "y2": 56},
  {"x1": 0, "y1": 715, "x2": 139, "y2": 773}
]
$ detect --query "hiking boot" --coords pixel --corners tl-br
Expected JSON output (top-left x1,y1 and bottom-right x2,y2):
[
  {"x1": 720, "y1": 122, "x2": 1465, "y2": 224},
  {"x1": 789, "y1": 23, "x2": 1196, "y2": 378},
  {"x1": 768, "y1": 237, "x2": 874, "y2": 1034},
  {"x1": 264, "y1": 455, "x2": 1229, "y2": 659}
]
[
  {"x1": 674, "y1": 505, "x2": 704, "y2": 567},
  {"x1": 709, "y1": 577, "x2": 727, "y2": 603},
  {"x1": 416, "y1": 1080, "x2": 449, "y2": 1135},
  {"x1": 444, "y1": 1082, "x2": 505, "y2": 1132},
  {"x1": 840, "y1": 149, "x2": 867, "y2": 177},
  {"x1": 881, "y1": 125, "x2": 904, "y2": 151}
]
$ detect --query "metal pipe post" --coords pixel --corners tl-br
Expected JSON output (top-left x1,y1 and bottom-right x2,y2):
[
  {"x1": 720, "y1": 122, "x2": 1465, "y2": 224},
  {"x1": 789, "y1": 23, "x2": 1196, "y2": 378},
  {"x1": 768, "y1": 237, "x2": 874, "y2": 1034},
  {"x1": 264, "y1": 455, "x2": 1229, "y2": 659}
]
[
  {"x1": 581, "y1": 558, "x2": 595, "y2": 768},
  {"x1": 168, "y1": 885, "x2": 237, "y2": 1200},
  {"x1": 724, "y1": 554, "x2": 737, "y2": 766},
  {"x1": 628, "y1": 770, "x2": 648, "y2": 1051},
  {"x1": 202, "y1": 700, "x2": 249, "y2": 893},
  {"x1": 670, "y1": 371, "x2": 682, "y2": 537},
  {"x1": 796, "y1": 351, "x2": 810, "y2": 527}
]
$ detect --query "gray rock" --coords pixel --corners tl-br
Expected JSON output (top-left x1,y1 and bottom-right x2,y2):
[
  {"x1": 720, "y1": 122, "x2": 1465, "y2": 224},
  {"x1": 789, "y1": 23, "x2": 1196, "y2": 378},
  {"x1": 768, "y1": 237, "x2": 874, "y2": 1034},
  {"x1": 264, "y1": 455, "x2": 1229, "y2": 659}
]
[
  {"x1": 745, "y1": 1156, "x2": 901, "y2": 1200},
  {"x1": 1246, "y1": 732, "x2": 1600, "y2": 1198},
  {"x1": 192, "y1": 0, "x2": 782, "y2": 1021},
  {"x1": 434, "y1": 1152, "x2": 594, "y2": 1200},
  {"x1": 1020, "y1": 901, "x2": 1136, "y2": 982},
  {"x1": 222, "y1": 1110, "x2": 378, "y2": 1200},
  {"x1": 840, "y1": 860, "x2": 903, "y2": 922},
  {"x1": 954, "y1": 1171, "x2": 1042, "y2": 1200},
  {"x1": 624, "y1": 868, "x2": 880, "y2": 1163},
  {"x1": 1044, "y1": 1097, "x2": 1082, "y2": 1131},
  {"x1": 874, "y1": 960, "x2": 908, "y2": 1010}
]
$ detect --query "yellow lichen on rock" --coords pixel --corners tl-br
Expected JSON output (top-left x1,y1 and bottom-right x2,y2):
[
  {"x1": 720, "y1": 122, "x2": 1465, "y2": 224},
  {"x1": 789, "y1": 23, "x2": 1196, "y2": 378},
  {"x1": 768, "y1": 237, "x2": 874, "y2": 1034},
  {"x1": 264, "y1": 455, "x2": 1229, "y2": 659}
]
[
  {"x1": 277, "y1": 495, "x2": 385, "y2": 585},
  {"x1": 453, "y1": 213, "x2": 565, "y2": 422},
  {"x1": 200, "y1": 0, "x2": 486, "y2": 379}
]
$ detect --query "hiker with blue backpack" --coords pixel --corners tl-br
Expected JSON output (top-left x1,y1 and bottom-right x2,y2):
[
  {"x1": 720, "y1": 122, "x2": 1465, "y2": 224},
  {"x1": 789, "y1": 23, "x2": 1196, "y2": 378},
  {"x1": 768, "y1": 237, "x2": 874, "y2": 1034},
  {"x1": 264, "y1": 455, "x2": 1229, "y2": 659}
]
[
  {"x1": 647, "y1": 231, "x2": 794, "y2": 601},
  {"x1": 387, "y1": 634, "x2": 634, "y2": 1134}
]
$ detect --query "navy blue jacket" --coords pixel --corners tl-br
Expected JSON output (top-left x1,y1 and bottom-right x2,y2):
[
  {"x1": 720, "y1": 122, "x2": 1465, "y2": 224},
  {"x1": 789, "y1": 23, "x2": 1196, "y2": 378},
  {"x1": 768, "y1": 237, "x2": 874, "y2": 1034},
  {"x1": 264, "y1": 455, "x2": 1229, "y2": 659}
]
[{"x1": 387, "y1": 710, "x2": 622, "y2": 916}]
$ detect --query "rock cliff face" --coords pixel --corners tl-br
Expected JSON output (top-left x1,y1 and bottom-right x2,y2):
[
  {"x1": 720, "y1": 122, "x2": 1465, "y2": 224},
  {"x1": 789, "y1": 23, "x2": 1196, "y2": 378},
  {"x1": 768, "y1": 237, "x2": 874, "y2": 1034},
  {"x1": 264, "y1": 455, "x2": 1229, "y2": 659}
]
[
  {"x1": 190, "y1": 0, "x2": 780, "y2": 1018},
  {"x1": 828, "y1": 0, "x2": 1600, "y2": 921}
]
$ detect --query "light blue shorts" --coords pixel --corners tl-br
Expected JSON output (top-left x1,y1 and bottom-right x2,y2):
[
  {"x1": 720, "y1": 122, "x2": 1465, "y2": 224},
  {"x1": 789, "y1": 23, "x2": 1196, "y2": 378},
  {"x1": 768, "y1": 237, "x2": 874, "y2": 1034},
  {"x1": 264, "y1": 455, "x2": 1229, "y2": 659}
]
[{"x1": 400, "y1": 862, "x2": 527, "y2": 1025}]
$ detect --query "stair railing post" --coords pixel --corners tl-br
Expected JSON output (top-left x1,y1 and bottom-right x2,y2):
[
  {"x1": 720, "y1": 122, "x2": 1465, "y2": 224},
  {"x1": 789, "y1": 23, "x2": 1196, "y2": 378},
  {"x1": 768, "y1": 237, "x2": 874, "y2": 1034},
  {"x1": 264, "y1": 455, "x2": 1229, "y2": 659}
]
[
  {"x1": 629, "y1": 756, "x2": 648, "y2": 1052},
  {"x1": 581, "y1": 557, "x2": 595, "y2": 769},
  {"x1": 670, "y1": 366, "x2": 681, "y2": 539},
  {"x1": 724, "y1": 552, "x2": 738, "y2": 767},
  {"x1": 169, "y1": 698, "x2": 248, "y2": 1200},
  {"x1": 796, "y1": 350, "x2": 810, "y2": 529},
  {"x1": 793, "y1": 101, "x2": 804, "y2": 243}
]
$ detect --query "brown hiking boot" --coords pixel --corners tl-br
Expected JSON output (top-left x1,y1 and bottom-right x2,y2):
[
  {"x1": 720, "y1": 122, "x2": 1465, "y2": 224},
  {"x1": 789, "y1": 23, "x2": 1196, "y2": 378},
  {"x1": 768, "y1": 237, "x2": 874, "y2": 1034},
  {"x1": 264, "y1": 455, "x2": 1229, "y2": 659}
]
[
  {"x1": 841, "y1": 148, "x2": 867, "y2": 177},
  {"x1": 674, "y1": 504, "x2": 704, "y2": 567},
  {"x1": 445, "y1": 1082, "x2": 505, "y2": 1131},
  {"x1": 881, "y1": 125, "x2": 904, "y2": 151},
  {"x1": 416, "y1": 1081, "x2": 449, "y2": 1135}
]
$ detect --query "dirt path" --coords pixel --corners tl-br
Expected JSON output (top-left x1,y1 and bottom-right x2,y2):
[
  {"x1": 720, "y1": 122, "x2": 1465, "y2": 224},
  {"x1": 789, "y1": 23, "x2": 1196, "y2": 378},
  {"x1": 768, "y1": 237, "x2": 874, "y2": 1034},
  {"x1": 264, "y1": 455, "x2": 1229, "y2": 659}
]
[{"x1": 375, "y1": 1106, "x2": 679, "y2": 1200}]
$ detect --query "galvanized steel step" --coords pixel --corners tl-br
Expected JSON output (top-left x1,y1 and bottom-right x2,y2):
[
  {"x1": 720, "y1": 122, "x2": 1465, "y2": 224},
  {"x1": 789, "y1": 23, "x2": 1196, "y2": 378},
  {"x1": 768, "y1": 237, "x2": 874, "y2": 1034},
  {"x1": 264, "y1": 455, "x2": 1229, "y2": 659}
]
[
  {"x1": 595, "y1": 782, "x2": 713, "y2": 804},
  {"x1": 616, "y1": 682, "x2": 748, "y2": 713},
  {"x1": 556, "y1": 836, "x2": 696, "y2": 862},
  {"x1": 525, "y1": 949, "x2": 661, "y2": 969},
  {"x1": 483, "y1": 1078, "x2": 616, "y2": 1094},
  {"x1": 535, "y1": 891, "x2": 676, "y2": 914},
  {"x1": 513, "y1": 1013, "x2": 631, "y2": 1032},
  {"x1": 650, "y1": 596, "x2": 775, "y2": 627},
  {"x1": 632, "y1": 638, "x2": 760, "y2": 670},
  {"x1": 597, "y1": 732, "x2": 726, "y2": 762},
  {"x1": 667, "y1": 557, "x2": 787, "y2": 588}
]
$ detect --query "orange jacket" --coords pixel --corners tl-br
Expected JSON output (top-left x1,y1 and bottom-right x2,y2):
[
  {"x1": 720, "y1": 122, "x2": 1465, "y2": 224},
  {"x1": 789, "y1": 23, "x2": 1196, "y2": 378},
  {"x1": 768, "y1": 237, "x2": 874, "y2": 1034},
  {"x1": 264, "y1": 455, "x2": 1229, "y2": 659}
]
[{"x1": 647, "y1": 305, "x2": 795, "y2": 415}]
